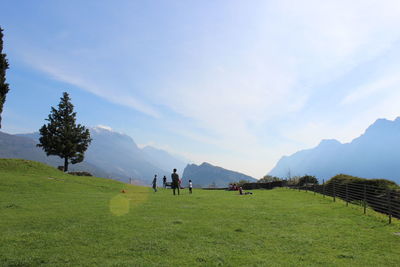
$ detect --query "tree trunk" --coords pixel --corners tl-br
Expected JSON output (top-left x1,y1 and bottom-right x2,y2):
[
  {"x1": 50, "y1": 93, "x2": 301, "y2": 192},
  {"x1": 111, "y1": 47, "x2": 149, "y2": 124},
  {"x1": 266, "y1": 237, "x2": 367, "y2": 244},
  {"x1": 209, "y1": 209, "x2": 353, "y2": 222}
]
[{"x1": 64, "y1": 157, "x2": 68, "y2": 172}]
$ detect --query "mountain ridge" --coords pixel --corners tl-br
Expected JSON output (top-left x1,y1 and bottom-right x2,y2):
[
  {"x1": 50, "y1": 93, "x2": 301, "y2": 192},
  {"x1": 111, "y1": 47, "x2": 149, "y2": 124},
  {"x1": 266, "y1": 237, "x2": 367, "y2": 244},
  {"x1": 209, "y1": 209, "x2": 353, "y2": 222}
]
[
  {"x1": 268, "y1": 117, "x2": 400, "y2": 183},
  {"x1": 182, "y1": 162, "x2": 257, "y2": 188}
]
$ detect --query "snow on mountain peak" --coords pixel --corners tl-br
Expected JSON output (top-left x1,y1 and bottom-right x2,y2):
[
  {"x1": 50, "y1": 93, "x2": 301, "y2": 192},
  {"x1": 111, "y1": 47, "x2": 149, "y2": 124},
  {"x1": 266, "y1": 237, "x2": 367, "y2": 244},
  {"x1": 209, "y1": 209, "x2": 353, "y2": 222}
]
[{"x1": 94, "y1": 125, "x2": 113, "y2": 131}]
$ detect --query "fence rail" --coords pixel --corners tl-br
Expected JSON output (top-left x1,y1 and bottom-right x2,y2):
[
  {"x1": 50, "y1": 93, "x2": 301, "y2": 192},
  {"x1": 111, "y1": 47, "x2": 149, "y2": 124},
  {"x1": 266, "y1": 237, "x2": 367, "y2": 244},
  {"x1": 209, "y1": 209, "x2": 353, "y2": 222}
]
[{"x1": 288, "y1": 181, "x2": 400, "y2": 224}]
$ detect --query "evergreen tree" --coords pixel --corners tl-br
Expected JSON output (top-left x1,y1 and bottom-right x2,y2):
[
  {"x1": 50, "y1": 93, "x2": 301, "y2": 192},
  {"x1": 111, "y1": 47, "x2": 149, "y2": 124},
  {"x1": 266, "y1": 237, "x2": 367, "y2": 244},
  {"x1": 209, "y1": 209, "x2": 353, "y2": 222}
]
[
  {"x1": 0, "y1": 27, "x2": 10, "y2": 129},
  {"x1": 38, "y1": 92, "x2": 92, "y2": 172}
]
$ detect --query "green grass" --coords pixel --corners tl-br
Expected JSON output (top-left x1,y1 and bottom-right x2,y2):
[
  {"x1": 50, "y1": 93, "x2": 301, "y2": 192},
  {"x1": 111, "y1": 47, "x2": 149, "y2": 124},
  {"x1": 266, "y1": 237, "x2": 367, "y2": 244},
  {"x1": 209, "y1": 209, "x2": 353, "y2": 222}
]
[{"x1": 1, "y1": 159, "x2": 400, "y2": 266}]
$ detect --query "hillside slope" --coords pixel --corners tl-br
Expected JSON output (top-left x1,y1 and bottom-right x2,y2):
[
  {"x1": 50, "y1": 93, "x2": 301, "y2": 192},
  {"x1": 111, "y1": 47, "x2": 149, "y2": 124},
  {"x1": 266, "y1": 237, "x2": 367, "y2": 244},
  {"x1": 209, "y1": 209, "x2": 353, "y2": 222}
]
[
  {"x1": 0, "y1": 158, "x2": 132, "y2": 193},
  {"x1": 0, "y1": 132, "x2": 110, "y2": 178}
]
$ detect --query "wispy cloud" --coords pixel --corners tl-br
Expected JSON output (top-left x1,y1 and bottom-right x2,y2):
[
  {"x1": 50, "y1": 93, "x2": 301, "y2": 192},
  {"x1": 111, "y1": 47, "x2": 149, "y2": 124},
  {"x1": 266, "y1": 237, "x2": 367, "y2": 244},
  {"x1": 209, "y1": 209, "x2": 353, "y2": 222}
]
[
  {"x1": 18, "y1": 48, "x2": 161, "y2": 118},
  {"x1": 341, "y1": 73, "x2": 400, "y2": 105}
]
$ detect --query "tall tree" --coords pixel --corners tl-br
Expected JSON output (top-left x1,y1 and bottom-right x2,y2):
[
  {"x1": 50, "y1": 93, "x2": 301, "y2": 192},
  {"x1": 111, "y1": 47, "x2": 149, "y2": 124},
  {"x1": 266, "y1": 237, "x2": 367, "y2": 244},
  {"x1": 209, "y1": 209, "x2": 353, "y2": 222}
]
[
  {"x1": 0, "y1": 27, "x2": 10, "y2": 129},
  {"x1": 38, "y1": 92, "x2": 92, "y2": 172}
]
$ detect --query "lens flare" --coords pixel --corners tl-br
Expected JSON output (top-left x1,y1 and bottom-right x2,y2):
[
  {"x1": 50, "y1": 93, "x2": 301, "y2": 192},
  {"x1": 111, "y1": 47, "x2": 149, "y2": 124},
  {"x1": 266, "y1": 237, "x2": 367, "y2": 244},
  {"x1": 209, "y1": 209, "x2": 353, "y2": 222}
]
[
  {"x1": 109, "y1": 187, "x2": 150, "y2": 216},
  {"x1": 109, "y1": 194, "x2": 130, "y2": 216}
]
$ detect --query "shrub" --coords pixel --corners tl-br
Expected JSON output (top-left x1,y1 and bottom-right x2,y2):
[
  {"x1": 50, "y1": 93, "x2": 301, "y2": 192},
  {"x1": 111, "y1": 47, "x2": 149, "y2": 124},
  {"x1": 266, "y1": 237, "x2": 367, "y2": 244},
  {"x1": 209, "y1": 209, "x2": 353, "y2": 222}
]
[
  {"x1": 258, "y1": 175, "x2": 282, "y2": 183},
  {"x1": 298, "y1": 175, "x2": 318, "y2": 186},
  {"x1": 287, "y1": 176, "x2": 301, "y2": 186},
  {"x1": 326, "y1": 174, "x2": 398, "y2": 189},
  {"x1": 229, "y1": 180, "x2": 251, "y2": 187}
]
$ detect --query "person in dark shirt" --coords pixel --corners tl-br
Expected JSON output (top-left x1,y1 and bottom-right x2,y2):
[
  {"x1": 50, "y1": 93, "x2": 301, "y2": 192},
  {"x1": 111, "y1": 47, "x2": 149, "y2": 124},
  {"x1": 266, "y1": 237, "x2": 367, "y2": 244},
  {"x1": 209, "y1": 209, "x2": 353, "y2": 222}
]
[
  {"x1": 163, "y1": 176, "x2": 167, "y2": 188},
  {"x1": 171, "y1": 169, "x2": 180, "y2": 195},
  {"x1": 152, "y1": 175, "x2": 157, "y2": 192}
]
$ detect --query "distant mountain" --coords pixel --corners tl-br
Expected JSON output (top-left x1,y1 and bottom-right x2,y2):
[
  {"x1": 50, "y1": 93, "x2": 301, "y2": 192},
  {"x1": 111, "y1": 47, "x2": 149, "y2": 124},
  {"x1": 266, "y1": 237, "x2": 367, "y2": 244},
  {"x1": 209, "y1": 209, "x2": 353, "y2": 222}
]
[
  {"x1": 182, "y1": 162, "x2": 257, "y2": 188},
  {"x1": 0, "y1": 131, "x2": 110, "y2": 178},
  {"x1": 16, "y1": 127, "x2": 167, "y2": 183},
  {"x1": 7, "y1": 126, "x2": 189, "y2": 184},
  {"x1": 142, "y1": 145, "x2": 187, "y2": 176},
  {"x1": 268, "y1": 117, "x2": 400, "y2": 184},
  {"x1": 85, "y1": 127, "x2": 172, "y2": 183}
]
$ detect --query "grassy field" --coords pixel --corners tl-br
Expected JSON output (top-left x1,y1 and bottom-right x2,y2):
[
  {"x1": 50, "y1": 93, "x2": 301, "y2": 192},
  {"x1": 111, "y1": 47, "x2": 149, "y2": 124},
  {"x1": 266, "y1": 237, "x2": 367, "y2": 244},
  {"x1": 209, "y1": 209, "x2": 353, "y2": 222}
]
[{"x1": 1, "y1": 159, "x2": 400, "y2": 266}]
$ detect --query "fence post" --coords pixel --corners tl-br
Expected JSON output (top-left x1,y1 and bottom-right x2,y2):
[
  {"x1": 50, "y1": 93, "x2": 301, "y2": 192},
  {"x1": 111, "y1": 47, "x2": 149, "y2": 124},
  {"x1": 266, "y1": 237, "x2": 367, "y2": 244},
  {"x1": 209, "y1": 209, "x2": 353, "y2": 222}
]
[
  {"x1": 363, "y1": 184, "x2": 367, "y2": 214},
  {"x1": 333, "y1": 182, "x2": 336, "y2": 202},
  {"x1": 346, "y1": 183, "x2": 348, "y2": 206},
  {"x1": 323, "y1": 179, "x2": 325, "y2": 198},
  {"x1": 314, "y1": 183, "x2": 316, "y2": 195},
  {"x1": 387, "y1": 190, "x2": 392, "y2": 224}
]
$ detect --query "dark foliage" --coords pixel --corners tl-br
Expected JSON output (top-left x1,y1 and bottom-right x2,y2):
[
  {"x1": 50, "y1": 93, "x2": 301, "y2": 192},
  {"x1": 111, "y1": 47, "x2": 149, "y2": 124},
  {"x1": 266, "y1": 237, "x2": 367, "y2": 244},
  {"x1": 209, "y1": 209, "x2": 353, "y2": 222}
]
[
  {"x1": 258, "y1": 175, "x2": 282, "y2": 183},
  {"x1": 229, "y1": 179, "x2": 251, "y2": 187},
  {"x1": 0, "y1": 27, "x2": 10, "y2": 128},
  {"x1": 298, "y1": 175, "x2": 318, "y2": 186},
  {"x1": 37, "y1": 92, "x2": 91, "y2": 172},
  {"x1": 242, "y1": 181, "x2": 285, "y2": 190}
]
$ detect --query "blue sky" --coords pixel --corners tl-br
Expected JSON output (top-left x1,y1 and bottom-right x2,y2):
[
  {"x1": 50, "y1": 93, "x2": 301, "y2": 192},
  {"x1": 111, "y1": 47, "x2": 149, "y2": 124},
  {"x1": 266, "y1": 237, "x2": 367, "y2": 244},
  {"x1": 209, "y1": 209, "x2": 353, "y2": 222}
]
[{"x1": 2, "y1": 0, "x2": 400, "y2": 177}]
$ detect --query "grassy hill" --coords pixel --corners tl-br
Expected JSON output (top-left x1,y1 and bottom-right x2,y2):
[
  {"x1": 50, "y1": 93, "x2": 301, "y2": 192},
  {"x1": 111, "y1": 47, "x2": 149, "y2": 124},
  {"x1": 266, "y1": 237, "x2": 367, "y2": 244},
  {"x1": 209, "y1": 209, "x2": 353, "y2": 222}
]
[{"x1": 1, "y1": 159, "x2": 400, "y2": 266}]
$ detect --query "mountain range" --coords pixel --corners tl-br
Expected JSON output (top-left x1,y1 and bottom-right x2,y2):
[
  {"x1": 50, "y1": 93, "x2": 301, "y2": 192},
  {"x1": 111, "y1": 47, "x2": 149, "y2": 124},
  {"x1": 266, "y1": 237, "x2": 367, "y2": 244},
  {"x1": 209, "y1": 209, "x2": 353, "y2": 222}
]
[
  {"x1": 268, "y1": 117, "x2": 400, "y2": 184},
  {"x1": 1, "y1": 126, "x2": 187, "y2": 184},
  {"x1": 142, "y1": 145, "x2": 187, "y2": 175},
  {"x1": 6, "y1": 117, "x2": 399, "y2": 187},
  {"x1": 1, "y1": 126, "x2": 258, "y2": 187},
  {"x1": 182, "y1": 162, "x2": 257, "y2": 188}
]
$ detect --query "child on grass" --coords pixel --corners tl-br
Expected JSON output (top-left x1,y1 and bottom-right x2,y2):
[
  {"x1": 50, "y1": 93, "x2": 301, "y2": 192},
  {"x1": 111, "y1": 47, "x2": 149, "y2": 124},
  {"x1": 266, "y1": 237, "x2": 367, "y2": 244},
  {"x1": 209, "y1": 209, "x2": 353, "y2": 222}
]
[{"x1": 189, "y1": 179, "x2": 193, "y2": 194}]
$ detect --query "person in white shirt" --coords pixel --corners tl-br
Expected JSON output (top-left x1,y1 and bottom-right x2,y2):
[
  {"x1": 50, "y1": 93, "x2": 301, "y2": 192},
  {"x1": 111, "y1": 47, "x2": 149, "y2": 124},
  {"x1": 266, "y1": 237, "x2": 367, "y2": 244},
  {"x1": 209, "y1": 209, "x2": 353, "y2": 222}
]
[{"x1": 188, "y1": 179, "x2": 193, "y2": 194}]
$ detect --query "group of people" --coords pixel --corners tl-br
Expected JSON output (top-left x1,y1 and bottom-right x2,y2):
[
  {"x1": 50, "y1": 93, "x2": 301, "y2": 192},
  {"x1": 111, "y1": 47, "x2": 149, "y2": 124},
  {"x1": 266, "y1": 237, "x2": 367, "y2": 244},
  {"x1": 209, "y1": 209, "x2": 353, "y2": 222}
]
[
  {"x1": 228, "y1": 183, "x2": 252, "y2": 195},
  {"x1": 229, "y1": 183, "x2": 239, "y2": 191},
  {"x1": 152, "y1": 168, "x2": 193, "y2": 195}
]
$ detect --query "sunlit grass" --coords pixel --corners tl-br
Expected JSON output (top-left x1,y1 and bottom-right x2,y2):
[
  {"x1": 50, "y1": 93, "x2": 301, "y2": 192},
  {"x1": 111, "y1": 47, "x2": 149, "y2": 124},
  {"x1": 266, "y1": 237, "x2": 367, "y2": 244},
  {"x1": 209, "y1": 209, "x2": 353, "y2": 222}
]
[{"x1": 1, "y1": 159, "x2": 400, "y2": 266}]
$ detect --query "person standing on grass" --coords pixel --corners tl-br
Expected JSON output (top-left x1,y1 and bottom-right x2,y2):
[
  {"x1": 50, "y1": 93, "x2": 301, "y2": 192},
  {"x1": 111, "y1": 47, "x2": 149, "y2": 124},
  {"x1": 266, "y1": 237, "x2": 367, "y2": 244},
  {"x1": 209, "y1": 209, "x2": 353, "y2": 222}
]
[
  {"x1": 152, "y1": 175, "x2": 157, "y2": 192},
  {"x1": 171, "y1": 168, "x2": 180, "y2": 195},
  {"x1": 163, "y1": 175, "x2": 167, "y2": 188},
  {"x1": 188, "y1": 179, "x2": 193, "y2": 194}
]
